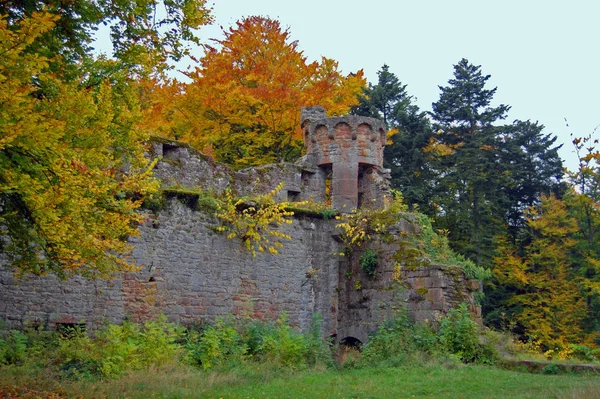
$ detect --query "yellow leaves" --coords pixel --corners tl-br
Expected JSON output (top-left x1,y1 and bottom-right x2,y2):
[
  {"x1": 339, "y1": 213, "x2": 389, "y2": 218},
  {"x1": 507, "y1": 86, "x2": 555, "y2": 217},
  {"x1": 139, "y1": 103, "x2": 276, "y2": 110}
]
[
  {"x1": 215, "y1": 182, "x2": 297, "y2": 257},
  {"x1": 493, "y1": 194, "x2": 593, "y2": 350},
  {"x1": 0, "y1": 12, "x2": 158, "y2": 278},
  {"x1": 423, "y1": 136, "x2": 464, "y2": 157},
  {"x1": 335, "y1": 190, "x2": 407, "y2": 257},
  {"x1": 386, "y1": 128, "x2": 399, "y2": 145}
]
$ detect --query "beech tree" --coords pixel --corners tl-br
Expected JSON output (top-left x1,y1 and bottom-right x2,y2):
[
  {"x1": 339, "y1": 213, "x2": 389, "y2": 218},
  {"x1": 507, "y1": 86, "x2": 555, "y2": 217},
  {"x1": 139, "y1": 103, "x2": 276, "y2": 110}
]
[
  {"x1": 0, "y1": 1, "x2": 212, "y2": 278},
  {"x1": 0, "y1": 0, "x2": 212, "y2": 74},
  {"x1": 145, "y1": 16, "x2": 365, "y2": 168},
  {"x1": 0, "y1": 13, "x2": 162, "y2": 278}
]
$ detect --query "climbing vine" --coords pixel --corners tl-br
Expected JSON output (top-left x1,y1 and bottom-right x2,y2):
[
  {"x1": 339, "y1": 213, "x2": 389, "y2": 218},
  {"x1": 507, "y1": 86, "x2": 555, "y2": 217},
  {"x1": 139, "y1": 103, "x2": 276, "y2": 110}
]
[
  {"x1": 335, "y1": 190, "x2": 408, "y2": 256},
  {"x1": 215, "y1": 182, "x2": 305, "y2": 256}
]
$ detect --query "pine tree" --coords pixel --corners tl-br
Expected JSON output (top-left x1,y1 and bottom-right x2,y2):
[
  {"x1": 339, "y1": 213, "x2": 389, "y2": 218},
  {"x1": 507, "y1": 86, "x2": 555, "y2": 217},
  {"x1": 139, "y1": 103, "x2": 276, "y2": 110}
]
[{"x1": 429, "y1": 58, "x2": 510, "y2": 266}]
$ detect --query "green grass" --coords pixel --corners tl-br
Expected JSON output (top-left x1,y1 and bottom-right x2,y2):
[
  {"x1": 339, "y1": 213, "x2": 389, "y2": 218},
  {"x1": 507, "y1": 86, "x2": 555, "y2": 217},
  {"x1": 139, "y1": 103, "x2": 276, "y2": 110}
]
[{"x1": 1, "y1": 362, "x2": 598, "y2": 399}]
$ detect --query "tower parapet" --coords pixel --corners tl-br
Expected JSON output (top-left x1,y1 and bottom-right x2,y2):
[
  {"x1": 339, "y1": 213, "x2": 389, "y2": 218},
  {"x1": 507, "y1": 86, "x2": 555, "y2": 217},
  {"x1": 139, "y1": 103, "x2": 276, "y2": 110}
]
[{"x1": 300, "y1": 106, "x2": 389, "y2": 211}]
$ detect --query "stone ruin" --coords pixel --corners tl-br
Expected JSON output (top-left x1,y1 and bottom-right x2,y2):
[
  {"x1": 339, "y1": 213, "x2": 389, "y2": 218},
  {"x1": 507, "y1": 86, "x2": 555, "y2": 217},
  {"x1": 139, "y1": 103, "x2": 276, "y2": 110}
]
[
  {"x1": 0, "y1": 107, "x2": 481, "y2": 345},
  {"x1": 299, "y1": 105, "x2": 390, "y2": 210}
]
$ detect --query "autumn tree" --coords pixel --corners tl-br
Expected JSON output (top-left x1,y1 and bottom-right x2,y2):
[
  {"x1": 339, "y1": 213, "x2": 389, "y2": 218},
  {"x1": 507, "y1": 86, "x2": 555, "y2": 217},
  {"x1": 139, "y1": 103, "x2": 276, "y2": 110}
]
[
  {"x1": 492, "y1": 194, "x2": 589, "y2": 349},
  {"x1": 565, "y1": 132, "x2": 600, "y2": 334},
  {"x1": 0, "y1": 0, "x2": 212, "y2": 75},
  {"x1": 0, "y1": 2, "x2": 212, "y2": 278},
  {"x1": 500, "y1": 120, "x2": 565, "y2": 241},
  {"x1": 146, "y1": 16, "x2": 365, "y2": 168}
]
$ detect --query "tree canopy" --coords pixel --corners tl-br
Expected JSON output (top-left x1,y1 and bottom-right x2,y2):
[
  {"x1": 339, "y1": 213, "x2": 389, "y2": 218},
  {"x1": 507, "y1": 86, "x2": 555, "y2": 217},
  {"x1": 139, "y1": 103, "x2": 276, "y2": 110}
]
[
  {"x1": 0, "y1": 1, "x2": 212, "y2": 278},
  {"x1": 142, "y1": 16, "x2": 365, "y2": 168}
]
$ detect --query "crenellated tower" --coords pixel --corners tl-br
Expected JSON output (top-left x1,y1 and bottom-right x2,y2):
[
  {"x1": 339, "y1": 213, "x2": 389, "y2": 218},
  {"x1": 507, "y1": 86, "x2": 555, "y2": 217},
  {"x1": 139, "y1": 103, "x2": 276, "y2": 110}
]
[{"x1": 300, "y1": 106, "x2": 390, "y2": 211}]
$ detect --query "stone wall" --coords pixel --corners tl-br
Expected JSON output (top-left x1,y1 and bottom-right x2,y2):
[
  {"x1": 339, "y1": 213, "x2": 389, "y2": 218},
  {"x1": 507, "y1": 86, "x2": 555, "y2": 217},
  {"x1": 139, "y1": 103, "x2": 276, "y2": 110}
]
[
  {"x1": 0, "y1": 198, "x2": 480, "y2": 342},
  {"x1": 0, "y1": 200, "x2": 341, "y2": 334}
]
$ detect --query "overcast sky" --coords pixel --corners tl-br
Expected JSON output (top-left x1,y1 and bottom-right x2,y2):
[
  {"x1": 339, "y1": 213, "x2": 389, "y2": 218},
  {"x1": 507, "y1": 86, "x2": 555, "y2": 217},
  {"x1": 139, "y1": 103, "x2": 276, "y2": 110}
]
[{"x1": 100, "y1": 0, "x2": 600, "y2": 171}]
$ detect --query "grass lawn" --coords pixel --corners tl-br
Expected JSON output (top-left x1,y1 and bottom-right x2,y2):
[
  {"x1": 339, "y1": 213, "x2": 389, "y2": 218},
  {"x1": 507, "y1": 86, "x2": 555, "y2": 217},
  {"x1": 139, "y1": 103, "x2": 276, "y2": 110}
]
[{"x1": 1, "y1": 362, "x2": 598, "y2": 399}]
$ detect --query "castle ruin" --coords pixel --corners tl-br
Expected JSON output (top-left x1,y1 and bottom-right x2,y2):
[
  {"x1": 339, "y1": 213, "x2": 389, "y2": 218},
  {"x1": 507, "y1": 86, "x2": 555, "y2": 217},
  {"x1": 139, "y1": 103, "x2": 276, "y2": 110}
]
[{"x1": 0, "y1": 108, "x2": 481, "y2": 344}]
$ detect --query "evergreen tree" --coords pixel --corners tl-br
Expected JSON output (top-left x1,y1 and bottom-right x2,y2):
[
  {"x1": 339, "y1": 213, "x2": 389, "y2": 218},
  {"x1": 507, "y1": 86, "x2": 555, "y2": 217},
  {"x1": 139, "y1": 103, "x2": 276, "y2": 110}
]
[
  {"x1": 429, "y1": 58, "x2": 510, "y2": 266},
  {"x1": 351, "y1": 64, "x2": 409, "y2": 129},
  {"x1": 500, "y1": 120, "x2": 564, "y2": 241},
  {"x1": 385, "y1": 102, "x2": 436, "y2": 212}
]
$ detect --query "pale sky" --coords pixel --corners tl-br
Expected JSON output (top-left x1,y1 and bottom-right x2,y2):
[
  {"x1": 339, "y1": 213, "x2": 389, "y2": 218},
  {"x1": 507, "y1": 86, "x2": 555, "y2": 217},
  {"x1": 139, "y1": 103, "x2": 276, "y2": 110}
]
[{"x1": 98, "y1": 0, "x2": 600, "y2": 171}]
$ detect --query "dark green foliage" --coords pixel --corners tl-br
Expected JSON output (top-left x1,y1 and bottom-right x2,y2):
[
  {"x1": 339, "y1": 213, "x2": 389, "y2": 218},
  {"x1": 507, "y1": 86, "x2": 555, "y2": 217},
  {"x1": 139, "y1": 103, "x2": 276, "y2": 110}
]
[
  {"x1": 0, "y1": 330, "x2": 28, "y2": 365},
  {"x1": 321, "y1": 209, "x2": 338, "y2": 220},
  {"x1": 351, "y1": 64, "x2": 409, "y2": 129},
  {"x1": 353, "y1": 64, "x2": 436, "y2": 212},
  {"x1": 359, "y1": 250, "x2": 378, "y2": 276},
  {"x1": 429, "y1": 59, "x2": 510, "y2": 267},
  {"x1": 438, "y1": 304, "x2": 497, "y2": 364},
  {"x1": 428, "y1": 59, "x2": 564, "y2": 269},
  {"x1": 541, "y1": 364, "x2": 561, "y2": 375},
  {"x1": 360, "y1": 303, "x2": 497, "y2": 366},
  {"x1": 500, "y1": 120, "x2": 565, "y2": 241},
  {"x1": 385, "y1": 105, "x2": 436, "y2": 213}
]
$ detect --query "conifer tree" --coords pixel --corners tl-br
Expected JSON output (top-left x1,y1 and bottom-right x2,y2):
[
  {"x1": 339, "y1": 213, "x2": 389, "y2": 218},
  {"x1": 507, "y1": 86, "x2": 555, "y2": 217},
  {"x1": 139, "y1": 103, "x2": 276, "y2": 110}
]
[{"x1": 428, "y1": 58, "x2": 511, "y2": 265}]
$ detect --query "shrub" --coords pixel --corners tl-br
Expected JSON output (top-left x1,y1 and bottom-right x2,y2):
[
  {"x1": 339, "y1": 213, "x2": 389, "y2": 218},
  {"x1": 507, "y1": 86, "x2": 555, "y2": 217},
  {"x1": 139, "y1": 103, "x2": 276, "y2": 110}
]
[
  {"x1": 569, "y1": 344, "x2": 600, "y2": 362},
  {"x1": 359, "y1": 250, "x2": 378, "y2": 276},
  {"x1": 541, "y1": 364, "x2": 561, "y2": 375},
  {"x1": 0, "y1": 330, "x2": 29, "y2": 365},
  {"x1": 56, "y1": 315, "x2": 181, "y2": 379},
  {"x1": 184, "y1": 313, "x2": 331, "y2": 370},
  {"x1": 302, "y1": 314, "x2": 333, "y2": 368},
  {"x1": 184, "y1": 317, "x2": 246, "y2": 370},
  {"x1": 260, "y1": 314, "x2": 307, "y2": 368},
  {"x1": 361, "y1": 309, "x2": 438, "y2": 366},
  {"x1": 438, "y1": 304, "x2": 497, "y2": 364}
]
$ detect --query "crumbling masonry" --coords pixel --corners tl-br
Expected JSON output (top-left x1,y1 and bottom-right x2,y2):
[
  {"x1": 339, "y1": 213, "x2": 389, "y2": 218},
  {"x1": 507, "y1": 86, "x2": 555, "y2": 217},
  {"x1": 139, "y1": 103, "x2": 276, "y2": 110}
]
[{"x1": 0, "y1": 107, "x2": 481, "y2": 344}]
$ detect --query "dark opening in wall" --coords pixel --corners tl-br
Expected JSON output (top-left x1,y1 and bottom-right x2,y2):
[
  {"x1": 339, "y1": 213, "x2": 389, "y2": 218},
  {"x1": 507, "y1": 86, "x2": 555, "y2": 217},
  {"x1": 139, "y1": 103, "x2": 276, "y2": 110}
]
[
  {"x1": 301, "y1": 170, "x2": 314, "y2": 188},
  {"x1": 319, "y1": 164, "x2": 333, "y2": 206},
  {"x1": 339, "y1": 336, "x2": 363, "y2": 349},
  {"x1": 162, "y1": 143, "x2": 179, "y2": 159},
  {"x1": 357, "y1": 163, "x2": 375, "y2": 209},
  {"x1": 287, "y1": 190, "x2": 301, "y2": 202}
]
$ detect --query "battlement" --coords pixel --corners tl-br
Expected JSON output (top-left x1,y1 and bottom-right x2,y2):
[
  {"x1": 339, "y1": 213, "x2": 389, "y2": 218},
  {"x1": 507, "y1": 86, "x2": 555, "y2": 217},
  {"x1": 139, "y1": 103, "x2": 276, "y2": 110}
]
[{"x1": 300, "y1": 106, "x2": 389, "y2": 211}]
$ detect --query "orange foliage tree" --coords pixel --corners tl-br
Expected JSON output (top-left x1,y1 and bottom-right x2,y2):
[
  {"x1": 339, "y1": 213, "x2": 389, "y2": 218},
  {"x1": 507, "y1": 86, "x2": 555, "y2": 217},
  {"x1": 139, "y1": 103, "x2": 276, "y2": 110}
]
[{"x1": 144, "y1": 16, "x2": 365, "y2": 168}]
